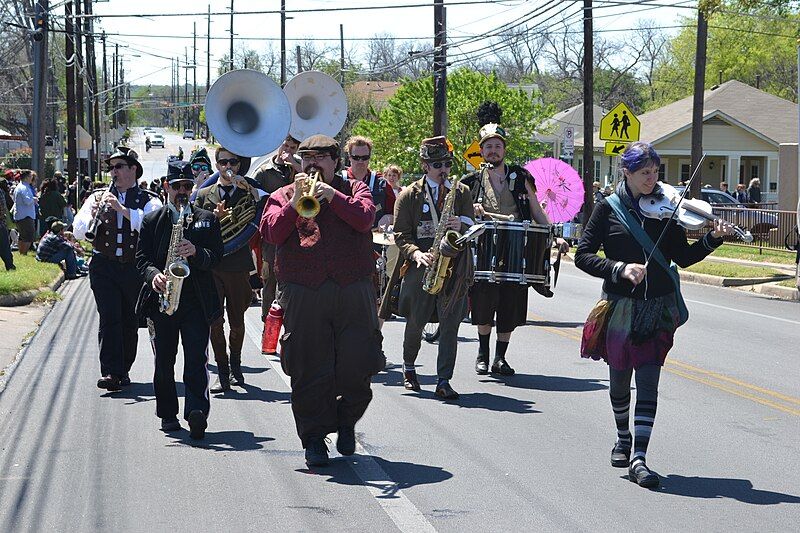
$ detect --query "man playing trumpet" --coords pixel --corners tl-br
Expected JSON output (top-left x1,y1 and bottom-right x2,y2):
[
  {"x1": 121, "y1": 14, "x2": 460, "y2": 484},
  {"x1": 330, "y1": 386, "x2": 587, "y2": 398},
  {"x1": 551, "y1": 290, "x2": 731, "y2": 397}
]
[{"x1": 261, "y1": 134, "x2": 384, "y2": 468}]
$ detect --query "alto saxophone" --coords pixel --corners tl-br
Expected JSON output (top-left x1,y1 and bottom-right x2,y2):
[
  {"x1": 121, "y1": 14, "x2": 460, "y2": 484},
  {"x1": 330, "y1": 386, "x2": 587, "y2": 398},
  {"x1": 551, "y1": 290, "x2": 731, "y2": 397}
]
[
  {"x1": 159, "y1": 205, "x2": 192, "y2": 315},
  {"x1": 422, "y1": 174, "x2": 466, "y2": 295}
]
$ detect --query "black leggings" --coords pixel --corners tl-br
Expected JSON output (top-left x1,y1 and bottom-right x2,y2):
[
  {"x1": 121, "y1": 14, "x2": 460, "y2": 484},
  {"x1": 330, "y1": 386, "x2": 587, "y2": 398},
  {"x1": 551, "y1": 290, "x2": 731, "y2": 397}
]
[{"x1": 609, "y1": 364, "x2": 661, "y2": 463}]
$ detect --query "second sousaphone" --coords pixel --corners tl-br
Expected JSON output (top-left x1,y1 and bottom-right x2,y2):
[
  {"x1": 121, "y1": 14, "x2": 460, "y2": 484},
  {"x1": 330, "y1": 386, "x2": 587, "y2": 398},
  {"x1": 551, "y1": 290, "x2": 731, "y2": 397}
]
[{"x1": 284, "y1": 71, "x2": 348, "y2": 140}]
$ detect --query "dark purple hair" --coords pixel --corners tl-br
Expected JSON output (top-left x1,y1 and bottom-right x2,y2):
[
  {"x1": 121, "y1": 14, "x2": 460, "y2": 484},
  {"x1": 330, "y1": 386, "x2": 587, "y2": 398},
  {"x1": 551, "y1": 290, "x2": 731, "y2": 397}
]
[{"x1": 620, "y1": 142, "x2": 660, "y2": 173}]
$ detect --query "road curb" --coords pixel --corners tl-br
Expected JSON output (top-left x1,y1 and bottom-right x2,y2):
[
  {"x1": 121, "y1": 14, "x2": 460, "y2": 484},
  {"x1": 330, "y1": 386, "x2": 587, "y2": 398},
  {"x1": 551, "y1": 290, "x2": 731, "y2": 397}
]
[
  {"x1": 0, "y1": 272, "x2": 66, "y2": 307},
  {"x1": 680, "y1": 271, "x2": 799, "y2": 301}
]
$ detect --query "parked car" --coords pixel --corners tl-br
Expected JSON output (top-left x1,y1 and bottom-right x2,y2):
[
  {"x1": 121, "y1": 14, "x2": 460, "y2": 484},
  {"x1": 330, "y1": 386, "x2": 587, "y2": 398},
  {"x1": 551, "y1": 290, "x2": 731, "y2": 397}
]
[
  {"x1": 182, "y1": 129, "x2": 195, "y2": 140},
  {"x1": 674, "y1": 186, "x2": 779, "y2": 234},
  {"x1": 150, "y1": 133, "x2": 165, "y2": 147}
]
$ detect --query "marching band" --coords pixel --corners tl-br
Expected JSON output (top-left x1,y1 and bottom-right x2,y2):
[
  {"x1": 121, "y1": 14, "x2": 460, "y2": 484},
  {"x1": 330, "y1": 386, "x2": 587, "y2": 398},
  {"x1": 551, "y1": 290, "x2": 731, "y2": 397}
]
[{"x1": 72, "y1": 73, "x2": 737, "y2": 489}]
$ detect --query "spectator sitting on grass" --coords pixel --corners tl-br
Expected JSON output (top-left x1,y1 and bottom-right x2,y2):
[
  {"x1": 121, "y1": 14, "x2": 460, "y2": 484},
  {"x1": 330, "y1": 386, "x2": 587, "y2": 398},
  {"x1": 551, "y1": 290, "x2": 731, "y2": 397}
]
[
  {"x1": 62, "y1": 230, "x2": 88, "y2": 270},
  {"x1": 36, "y1": 219, "x2": 87, "y2": 280}
]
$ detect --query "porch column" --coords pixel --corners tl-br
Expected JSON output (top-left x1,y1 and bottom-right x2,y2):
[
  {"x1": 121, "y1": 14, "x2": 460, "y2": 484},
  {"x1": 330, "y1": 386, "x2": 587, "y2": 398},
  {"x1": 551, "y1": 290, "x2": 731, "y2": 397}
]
[{"x1": 727, "y1": 154, "x2": 741, "y2": 184}]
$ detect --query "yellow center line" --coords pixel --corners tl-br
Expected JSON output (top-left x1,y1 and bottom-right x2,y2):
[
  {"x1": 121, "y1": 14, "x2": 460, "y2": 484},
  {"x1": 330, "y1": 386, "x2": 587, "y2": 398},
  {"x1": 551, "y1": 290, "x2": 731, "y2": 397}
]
[{"x1": 528, "y1": 313, "x2": 800, "y2": 417}]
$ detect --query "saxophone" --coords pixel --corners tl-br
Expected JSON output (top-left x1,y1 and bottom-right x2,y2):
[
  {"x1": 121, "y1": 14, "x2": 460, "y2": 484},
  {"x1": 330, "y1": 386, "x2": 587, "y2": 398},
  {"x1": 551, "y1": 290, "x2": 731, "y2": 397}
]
[
  {"x1": 423, "y1": 175, "x2": 466, "y2": 295},
  {"x1": 159, "y1": 206, "x2": 192, "y2": 316}
]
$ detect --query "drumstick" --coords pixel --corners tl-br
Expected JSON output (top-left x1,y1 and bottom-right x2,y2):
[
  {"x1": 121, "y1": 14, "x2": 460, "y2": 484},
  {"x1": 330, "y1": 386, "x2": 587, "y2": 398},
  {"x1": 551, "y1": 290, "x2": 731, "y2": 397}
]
[{"x1": 483, "y1": 211, "x2": 515, "y2": 221}]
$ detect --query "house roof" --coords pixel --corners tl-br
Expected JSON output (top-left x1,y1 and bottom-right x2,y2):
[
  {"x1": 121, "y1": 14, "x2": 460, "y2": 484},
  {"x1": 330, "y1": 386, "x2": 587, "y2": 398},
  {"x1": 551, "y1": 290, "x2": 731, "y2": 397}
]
[
  {"x1": 538, "y1": 103, "x2": 607, "y2": 141},
  {"x1": 347, "y1": 81, "x2": 402, "y2": 107},
  {"x1": 575, "y1": 80, "x2": 798, "y2": 148}
]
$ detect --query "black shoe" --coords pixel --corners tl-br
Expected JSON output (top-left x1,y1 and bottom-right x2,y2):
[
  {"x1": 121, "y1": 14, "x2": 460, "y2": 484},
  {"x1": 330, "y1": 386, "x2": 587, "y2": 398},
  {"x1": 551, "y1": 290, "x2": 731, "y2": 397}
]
[
  {"x1": 475, "y1": 353, "x2": 489, "y2": 375},
  {"x1": 403, "y1": 370, "x2": 421, "y2": 391},
  {"x1": 119, "y1": 375, "x2": 131, "y2": 387},
  {"x1": 160, "y1": 417, "x2": 181, "y2": 432},
  {"x1": 434, "y1": 380, "x2": 459, "y2": 400},
  {"x1": 97, "y1": 375, "x2": 122, "y2": 392},
  {"x1": 628, "y1": 459, "x2": 660, "y2": 488},
  {"x1": 7, "y1": 265, "x2": 16, "y2": 271},
  {"x1": 611, "y1": 441, "x2": 631, "y2": 468},
  {"x1": 210, "y1": 373, "x2": 231, "y2": 393},
  {"x1": 188, "y1": 410, "x2": 207, "y2": 440},
  {"x1": 337, "y1": 426, "x2": 356, "y2": 456},
  {"x1": 305, "y1": 438, "x2": 330, "y2": 467},
  {"x1": 230, "y1": 360, "x2": 245, "y2": 387},
  {"x1": 490, "y1": 358, "x2": 515, "y2": 376}
]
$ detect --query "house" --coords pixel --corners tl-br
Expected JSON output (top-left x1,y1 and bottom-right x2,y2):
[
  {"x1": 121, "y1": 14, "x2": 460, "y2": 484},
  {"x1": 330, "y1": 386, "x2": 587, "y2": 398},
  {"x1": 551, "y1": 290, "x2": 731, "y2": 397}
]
[
  {"x1": 571, "y1": 80, "x2": 798, "y2": 208},
  {"x1": 347, "y1": 81, "x2": 402, "y2": 109},
  {"x1": 536, "y1": 103, "x2": 606, "y2": 178}
]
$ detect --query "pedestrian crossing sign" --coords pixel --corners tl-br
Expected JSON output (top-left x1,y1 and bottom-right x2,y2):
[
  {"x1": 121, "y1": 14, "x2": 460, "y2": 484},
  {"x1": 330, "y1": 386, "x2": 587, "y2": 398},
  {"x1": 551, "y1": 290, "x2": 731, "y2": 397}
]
[{"x1": 600, "y1": 102, "x2": 640, "y2": 142}]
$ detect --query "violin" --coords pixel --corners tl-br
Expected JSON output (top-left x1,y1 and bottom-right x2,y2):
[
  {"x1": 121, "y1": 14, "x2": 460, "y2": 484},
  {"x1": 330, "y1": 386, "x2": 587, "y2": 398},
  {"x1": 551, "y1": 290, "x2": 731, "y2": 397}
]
[{"x1": 638, "y1": 182, "x2": 752, "y2": 243}]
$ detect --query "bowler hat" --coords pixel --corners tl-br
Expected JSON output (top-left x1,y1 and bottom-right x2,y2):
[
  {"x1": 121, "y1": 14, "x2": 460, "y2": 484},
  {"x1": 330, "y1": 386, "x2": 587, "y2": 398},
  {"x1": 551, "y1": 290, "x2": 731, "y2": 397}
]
[{"x1": 105, "y1": 146, "x2": 143, "y2": 179}]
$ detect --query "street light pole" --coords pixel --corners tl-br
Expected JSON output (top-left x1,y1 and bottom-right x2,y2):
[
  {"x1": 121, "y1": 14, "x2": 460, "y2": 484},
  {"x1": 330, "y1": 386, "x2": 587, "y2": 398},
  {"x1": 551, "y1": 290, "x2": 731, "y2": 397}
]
[{"x1": 31, "y1": 0, "x2": 49, "y2": 182}]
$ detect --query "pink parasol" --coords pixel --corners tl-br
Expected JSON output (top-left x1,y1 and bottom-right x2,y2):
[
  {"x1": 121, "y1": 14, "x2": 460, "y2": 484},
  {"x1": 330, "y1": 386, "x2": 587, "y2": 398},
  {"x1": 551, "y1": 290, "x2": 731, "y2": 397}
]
[{"x1": 524, "y1": 157, "x2": 585, "y2": 223}]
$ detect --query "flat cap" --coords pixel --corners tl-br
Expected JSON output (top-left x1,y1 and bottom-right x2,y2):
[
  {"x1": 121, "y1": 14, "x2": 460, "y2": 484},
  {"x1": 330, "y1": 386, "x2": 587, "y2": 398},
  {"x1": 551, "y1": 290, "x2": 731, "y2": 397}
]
[{"x1": 297, "y1": 134, "x2": 339, "y2": 155}]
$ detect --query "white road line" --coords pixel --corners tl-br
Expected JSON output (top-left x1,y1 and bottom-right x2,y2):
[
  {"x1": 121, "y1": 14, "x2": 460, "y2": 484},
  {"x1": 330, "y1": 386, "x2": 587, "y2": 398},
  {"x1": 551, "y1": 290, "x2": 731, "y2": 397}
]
[
  {"x1": 683, "y1": 299, "x2": 800, "y2": 325},
  {"x1": 244, "y1": 314, "x2": 437, "y2": 533}
]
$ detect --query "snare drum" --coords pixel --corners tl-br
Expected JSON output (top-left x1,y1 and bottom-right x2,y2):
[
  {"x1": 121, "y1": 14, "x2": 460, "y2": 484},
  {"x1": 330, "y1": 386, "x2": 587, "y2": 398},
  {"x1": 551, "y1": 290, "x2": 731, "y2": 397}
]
[{"x1": 473, "y1": 221, "x2": 553, "y2": 285}]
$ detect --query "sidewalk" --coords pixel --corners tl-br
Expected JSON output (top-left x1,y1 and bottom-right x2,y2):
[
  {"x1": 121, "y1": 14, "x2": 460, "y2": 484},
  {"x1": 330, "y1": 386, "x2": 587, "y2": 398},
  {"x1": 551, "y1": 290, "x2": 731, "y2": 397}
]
[{"x1": 0, "y1": 304, "x2": 51, "y2": 380}]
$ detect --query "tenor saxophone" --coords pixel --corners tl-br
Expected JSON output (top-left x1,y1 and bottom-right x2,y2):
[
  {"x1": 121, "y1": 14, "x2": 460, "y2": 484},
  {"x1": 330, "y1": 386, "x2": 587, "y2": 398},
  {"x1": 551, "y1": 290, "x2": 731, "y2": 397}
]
[
  {"x1": 159, "y1": 207, "x2": 191, "y2": 315},
  {"x1": 422, "y1": 175, "x2": 466, "y2": 295}
]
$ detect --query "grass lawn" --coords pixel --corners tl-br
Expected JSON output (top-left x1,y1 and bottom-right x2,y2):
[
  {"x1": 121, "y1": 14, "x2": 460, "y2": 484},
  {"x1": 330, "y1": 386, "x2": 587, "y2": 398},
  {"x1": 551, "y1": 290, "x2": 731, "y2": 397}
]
[
  {"x1": 703, "y1": 243, "x2": 796, "y2": 265},
  {"x1": 0, "y1": 252, "x2": 62, "y2": 296},
  {"x1": 778, "y1": 278, "x2": 799, "y2": 288},
  {"x1": 683, "y1": 262, "x2": 785, "y2": 279}
]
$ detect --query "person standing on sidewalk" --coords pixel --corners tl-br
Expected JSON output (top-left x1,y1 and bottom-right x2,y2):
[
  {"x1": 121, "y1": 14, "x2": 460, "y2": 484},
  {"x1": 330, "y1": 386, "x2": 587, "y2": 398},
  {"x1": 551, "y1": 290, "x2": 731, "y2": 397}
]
[
  {"x1": 73, "y1": 147, "x2": 163, "y2": 392},
  {"x1": 0, "y1": 180, "x2": 15, "y2": 270},
  {"x1": 11, "y1": 170, "x2": 38, "y2": 255},
  {"x1": 136, "y1": 161, "x2": 223, "y2": 440}
]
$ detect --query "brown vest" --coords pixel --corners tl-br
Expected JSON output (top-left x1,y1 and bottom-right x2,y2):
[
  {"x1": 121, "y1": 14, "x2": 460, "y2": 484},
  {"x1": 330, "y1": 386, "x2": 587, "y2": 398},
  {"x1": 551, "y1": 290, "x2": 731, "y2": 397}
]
[{"x1": 93, "y1": 187, "x2": 152, "y2": 263}]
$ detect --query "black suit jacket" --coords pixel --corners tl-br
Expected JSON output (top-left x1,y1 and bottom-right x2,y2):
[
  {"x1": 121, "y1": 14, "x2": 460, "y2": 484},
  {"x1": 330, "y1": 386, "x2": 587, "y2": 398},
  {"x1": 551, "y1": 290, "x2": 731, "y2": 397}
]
[{"x1": 135, "y1": 204, "x2": 224, "y2": 325}]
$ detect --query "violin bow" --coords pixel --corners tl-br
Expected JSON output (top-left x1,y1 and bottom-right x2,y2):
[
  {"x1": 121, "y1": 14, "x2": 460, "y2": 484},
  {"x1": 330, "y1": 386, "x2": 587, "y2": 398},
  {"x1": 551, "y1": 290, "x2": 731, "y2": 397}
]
[{"x1": 642, "y1": 153, "x2": 706, "y2": 270}]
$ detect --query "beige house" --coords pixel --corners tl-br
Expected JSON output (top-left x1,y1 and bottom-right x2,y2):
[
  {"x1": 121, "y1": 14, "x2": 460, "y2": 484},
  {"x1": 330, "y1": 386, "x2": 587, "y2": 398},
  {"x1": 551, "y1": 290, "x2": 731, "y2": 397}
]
[{"x1": 569, "y1": 81, "x2": 798, "y2": 208}]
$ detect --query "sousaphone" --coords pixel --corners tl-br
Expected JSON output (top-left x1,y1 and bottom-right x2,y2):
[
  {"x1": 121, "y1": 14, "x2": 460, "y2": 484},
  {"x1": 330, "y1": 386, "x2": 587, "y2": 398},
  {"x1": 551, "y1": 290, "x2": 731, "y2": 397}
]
[
  {"x1": 284, "y1": 70, "x2": 348, "y2": 140},
  {"x1": 200, "y1": 69, "x2": 292, "y2": 255}
]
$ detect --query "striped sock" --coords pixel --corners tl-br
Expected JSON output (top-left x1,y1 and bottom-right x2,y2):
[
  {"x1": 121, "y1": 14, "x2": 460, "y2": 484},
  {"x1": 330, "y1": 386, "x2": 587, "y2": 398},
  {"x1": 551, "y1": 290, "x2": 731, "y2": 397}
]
[
  {"x1": 610, "y1": 391, "x2": 632, "y2": 448},
  {"x1": 632, "y1": 399, "x2": 658, "y2": 463}
]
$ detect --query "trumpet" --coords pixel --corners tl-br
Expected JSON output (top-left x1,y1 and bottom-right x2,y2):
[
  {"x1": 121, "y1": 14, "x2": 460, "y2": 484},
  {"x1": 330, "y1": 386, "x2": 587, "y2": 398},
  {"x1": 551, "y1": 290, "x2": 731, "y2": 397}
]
[{"x1": 296, "y1": 171, "x2": 321, "y2": 218}]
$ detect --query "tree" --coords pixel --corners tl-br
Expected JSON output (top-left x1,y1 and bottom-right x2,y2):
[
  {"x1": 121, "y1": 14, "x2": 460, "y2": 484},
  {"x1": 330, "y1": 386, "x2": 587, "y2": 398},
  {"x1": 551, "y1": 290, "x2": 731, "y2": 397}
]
[{"x1": 352, "y1": 68, "x2": 553, "y2": 178}]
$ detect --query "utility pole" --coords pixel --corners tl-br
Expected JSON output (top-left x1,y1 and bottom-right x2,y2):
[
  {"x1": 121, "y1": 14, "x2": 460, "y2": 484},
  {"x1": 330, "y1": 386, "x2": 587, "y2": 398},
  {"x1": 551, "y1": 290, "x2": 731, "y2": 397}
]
[
  {"x1": 339, "y1": 24, "x2": 345, "y2": 85},
  {"x1": 101, "y1": 32, "x2": 108, "y2": 123},
  {"x1": 296, "y1": 45, "x2": 302, "y2": 73},
  {"x1": 184, "y1": 48, "x2": 190, "y2": 130},
  {"x1": 31, "y1": 0, "x2": 49, "y2": 182},
  {"x1": 432, "y1": 1, "x2": 447, "y2": 136},
  {"x1": 193, "y1": 22, "x2": 198, "y2": 133},
  {"x1": 65, "y1": 1, "x2": 78, "y2": 182},
  {"x1": 229, "y1": 0, "x2": 234, "y2": 71},
  {"x1": 581, "y1": 0, "x2": 594, "y2": 226},
  {"x1": 206, "y1": 4, "x2": 211, "y2": 94},
  {"x1": 112, "y1": 44, "x2": 118, "y2": 129},
  {"x1": 83, "y1": 0, "x2": 97, "y2": 178},
  {"x1": 74, "y1": 0, "x2": 84, "y2": 130},
  {"x1": 280, "y1": 0, "x2": 286, "y2": 85},
  {"x1": 690, "y1": 7, "x2": 709, "y2": 199}
]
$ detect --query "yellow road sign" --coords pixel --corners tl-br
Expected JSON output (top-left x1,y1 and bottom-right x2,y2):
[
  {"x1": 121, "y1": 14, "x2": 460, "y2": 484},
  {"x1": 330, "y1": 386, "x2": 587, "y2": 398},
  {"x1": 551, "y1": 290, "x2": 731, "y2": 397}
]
[
  {"x1": 604, "y1": 141, "x2": 628, "y2": 156},
  {"x1": 600, "y1": 102, "x2": 640, "y2": 142},
  {"x1": 463, "y1": 140, "x2": 483, "y2": 169}
]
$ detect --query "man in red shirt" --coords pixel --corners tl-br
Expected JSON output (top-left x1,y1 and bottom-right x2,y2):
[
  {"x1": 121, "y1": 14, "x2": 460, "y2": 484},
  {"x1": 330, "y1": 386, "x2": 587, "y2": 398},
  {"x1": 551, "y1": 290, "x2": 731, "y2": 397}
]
[{"x1": 261, "y1": 134, "x2": 384, "y2": 468}]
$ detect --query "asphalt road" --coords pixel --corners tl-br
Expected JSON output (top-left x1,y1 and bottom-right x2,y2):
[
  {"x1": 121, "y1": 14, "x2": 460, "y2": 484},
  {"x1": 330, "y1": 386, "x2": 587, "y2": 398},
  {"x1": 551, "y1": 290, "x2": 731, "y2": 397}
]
[
  {"x1": 130, "y1": 127, "x2": 206, "y2": 182},
  {"x1": 1, "y1": 263, "x2": 798, "y2": 532}
]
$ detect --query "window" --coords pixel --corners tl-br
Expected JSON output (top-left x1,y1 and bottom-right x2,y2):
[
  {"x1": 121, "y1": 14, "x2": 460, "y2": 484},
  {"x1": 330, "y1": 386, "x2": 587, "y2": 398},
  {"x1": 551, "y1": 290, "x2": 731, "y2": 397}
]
[
  {"x1": 658, "y1": 163, "x2": 666, "y2": 181},
  {"x1": 769, "y1": 182, "x2": 777, "y2": 192},
  {"x1": 750, "y1": 163, "x2": 759, "y2": 180},
  {"x1": 680, "y1": 163, "x2": 690, "y2": 181},
  {"x1": 593, "y1": 159, "x2": 601, "y2": 180},
  {"x1": 577, "y1": 159, "x2": 583, "y2": 177}
]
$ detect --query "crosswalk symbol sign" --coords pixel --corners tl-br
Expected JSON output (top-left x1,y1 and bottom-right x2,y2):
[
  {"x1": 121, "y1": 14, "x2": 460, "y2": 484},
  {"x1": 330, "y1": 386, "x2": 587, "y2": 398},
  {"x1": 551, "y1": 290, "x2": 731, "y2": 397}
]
[{"x1": 600, "y1": 103, "x2": 640, "y2": 142}]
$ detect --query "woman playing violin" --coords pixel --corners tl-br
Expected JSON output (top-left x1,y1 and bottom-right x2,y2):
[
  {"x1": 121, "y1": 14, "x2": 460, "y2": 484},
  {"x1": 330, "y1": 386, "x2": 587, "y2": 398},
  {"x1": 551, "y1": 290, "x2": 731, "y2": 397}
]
[{"x1": 575, "y1": 142, "x2": 734, "y2": 489}]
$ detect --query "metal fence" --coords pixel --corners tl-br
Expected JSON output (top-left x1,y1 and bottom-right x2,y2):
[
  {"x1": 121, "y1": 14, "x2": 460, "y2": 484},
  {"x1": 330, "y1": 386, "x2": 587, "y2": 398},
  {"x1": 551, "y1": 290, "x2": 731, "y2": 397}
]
[{"x1": 685, "y1": 206, "x2": 798, "y2": 253}]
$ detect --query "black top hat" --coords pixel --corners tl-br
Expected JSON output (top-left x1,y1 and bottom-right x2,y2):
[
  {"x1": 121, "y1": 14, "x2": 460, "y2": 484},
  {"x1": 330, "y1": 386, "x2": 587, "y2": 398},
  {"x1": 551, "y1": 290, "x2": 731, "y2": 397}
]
[
  {"x1": 189, "y1": 147, "x2": 212, "y2": 166},
  {"x1": 165, "y1": 160, "x2": 194, "y2": 184},
  {"x1": 419, "y1": 136, "x2": 453, "y2": 162},
  {"x1": 105, "y1": 146, "x2": 143, "y2": 179}
]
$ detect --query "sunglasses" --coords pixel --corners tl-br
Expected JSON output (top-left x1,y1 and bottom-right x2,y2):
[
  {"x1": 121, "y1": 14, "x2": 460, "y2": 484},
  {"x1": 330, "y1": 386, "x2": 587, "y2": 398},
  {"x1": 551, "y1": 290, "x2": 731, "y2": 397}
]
[
  {"x1": 171, "y1": 182, "x2": 193, "y2": 191},
  {"x1": 350, "y1": 154, "x2": 370, "y2": 161},
  {"x1": 191, "y1": 163, "x2": 210, "y2": 172},
  {"x1": 217, "y1": 158, "x2": 240, "y2": 166},
  {"x1": 430, "y1": 160, "x2": 453, "y2": 169},
  {"x1": 110, "y1": 163, "x2": 130, "y2": 170}
]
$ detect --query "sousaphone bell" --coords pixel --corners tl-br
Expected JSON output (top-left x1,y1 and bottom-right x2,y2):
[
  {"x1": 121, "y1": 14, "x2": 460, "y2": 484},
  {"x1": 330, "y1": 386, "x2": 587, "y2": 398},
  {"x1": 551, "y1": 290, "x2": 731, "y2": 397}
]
[{"x1": 284, "y1": 70, "x2": 348, "y2": 140}]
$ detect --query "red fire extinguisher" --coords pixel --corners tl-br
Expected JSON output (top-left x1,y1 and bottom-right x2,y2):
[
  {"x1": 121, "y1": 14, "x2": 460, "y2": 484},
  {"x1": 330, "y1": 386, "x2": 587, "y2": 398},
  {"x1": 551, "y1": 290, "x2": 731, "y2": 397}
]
[{"x1": 261, "y1": 301, "x2": 283, "y2": 355}]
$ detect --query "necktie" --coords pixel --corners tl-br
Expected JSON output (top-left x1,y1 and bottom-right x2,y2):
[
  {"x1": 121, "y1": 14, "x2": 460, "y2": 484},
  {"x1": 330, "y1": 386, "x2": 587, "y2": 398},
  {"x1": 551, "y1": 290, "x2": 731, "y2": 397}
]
[
  {"x1": 220, "y1": 185, "x2": 233, "y2": 199},
  {"x1": 436, "y1": 185, "x2": 448, "y2": 212}
]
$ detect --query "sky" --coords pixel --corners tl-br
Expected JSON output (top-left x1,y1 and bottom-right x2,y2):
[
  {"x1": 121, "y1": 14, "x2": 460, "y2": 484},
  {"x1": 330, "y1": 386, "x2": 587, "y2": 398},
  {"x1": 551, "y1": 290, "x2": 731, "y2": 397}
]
[{"x1": 72, "y1": 0, "x2": 696, "y2": 87}]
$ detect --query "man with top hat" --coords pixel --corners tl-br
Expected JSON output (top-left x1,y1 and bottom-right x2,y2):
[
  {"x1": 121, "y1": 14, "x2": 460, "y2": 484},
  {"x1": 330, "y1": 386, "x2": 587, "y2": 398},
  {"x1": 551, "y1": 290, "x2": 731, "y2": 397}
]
[
  {"x1": 383, "y1": 136, "x2": 475, "y2": 400},
  {"x1": 252, "y1": 134, "x2": 302, "y2": 318},
  {"x1": 462, "y1": 103, "x2": 568, "y2": 377},
  {"x1": 342, "y1": 135, "x2": 395, "y2": 230},
  {"x1": 194, "y1": 146, "x2": 267, "y2": 392},
  {"x1": 73, "y1": 146, "x2": 163, "y2": 392},
  {"x1": 261, "y1": 134, "x2": 384, "y2": 467},
  {"x1": 136, "y1": 160, "x2": 223, "y2": 439}
]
